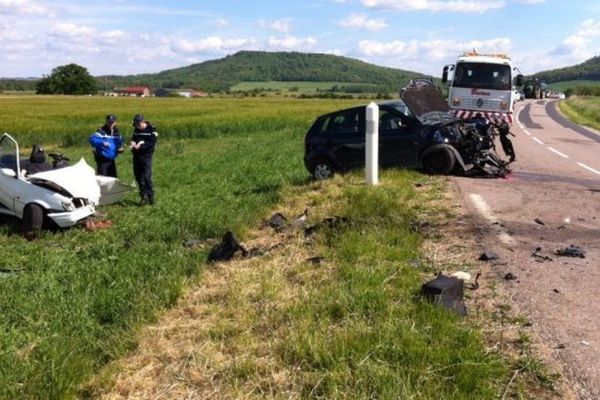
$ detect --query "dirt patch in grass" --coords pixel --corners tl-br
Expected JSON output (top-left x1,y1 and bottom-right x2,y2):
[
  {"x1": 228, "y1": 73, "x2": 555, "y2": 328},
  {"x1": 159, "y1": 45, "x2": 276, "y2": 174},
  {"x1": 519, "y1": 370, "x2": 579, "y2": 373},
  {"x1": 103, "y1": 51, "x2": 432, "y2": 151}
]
[{"x1": 86, "y1": 172, "x2": 569, "y2": 399}]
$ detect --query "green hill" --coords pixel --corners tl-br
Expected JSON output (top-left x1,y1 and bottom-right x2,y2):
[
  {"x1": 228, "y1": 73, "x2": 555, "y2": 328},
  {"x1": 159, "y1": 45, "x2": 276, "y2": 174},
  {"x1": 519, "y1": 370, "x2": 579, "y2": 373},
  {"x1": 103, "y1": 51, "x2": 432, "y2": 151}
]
[
  {"x1": 533, "y1": 56, "x2": 600, "y2": 83},
  {"x1": 99, "y1": 51, "x2": 430, "y2": 93}
]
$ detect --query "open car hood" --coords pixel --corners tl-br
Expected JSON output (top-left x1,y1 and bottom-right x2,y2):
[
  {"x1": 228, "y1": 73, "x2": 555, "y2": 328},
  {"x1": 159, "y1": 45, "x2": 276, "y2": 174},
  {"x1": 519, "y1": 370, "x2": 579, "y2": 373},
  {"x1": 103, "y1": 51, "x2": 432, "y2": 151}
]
[
  {"x1": 400, "y1": 80, "x2": 456, "y2": 125},
  {"x1": 28, "y1": 158, "x2": 101, "y2": 204},
  {"x1": 28, "y1": 158, "x2": 134, "y2": 205}
]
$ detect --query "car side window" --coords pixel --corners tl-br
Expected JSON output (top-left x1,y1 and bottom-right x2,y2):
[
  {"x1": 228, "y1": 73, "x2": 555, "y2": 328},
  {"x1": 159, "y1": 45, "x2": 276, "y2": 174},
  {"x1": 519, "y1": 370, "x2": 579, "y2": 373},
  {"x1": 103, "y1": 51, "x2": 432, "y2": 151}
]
[
  {"x1": 327, "y1": 109, "x2": 360, "y2": 135},
  {"x1": 379, "y1": 110, "x2": 406, "y2": 133}
]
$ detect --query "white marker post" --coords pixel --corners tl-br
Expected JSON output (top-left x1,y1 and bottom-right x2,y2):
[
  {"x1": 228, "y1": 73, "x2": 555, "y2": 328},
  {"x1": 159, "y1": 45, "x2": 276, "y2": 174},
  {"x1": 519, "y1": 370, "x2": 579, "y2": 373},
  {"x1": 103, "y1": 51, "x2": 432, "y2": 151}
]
[{"x1": 365, "y1": 102, "x2": 379, "y2": 186}]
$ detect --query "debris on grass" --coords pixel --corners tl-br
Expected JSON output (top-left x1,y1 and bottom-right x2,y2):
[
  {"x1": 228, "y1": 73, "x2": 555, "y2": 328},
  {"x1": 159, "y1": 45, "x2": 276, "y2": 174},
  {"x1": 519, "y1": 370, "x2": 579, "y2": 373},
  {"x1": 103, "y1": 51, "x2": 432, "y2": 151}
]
[
  {"x1": 207, "y1": 231, "x2": 248, "y2": 262},
  {"x1": 422, "y1": 273, "x2": 467, "y2": 316},
  {"x1": 84, "y1": 218, "x2": 113, "y2": 231}
]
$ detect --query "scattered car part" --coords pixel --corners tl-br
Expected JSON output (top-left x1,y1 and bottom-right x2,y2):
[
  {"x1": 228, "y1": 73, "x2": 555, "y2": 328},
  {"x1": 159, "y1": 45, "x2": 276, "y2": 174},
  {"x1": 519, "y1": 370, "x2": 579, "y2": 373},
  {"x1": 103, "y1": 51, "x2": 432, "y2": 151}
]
[
  {"x1": 555, "y1": 245, "x2": 586, "y2": 258},
  {"x1": 531, "y1": 247, "x2": 554, "y2": 262},
  {"x1": 479, "y1": 250, "x2": 499, "y2": 261},
  {"x1": 422, "y1": 273, "x2": 467, "y2": 316},
  {"x1": 207, "y1": 231, "x2": 248, "y2": 262}
]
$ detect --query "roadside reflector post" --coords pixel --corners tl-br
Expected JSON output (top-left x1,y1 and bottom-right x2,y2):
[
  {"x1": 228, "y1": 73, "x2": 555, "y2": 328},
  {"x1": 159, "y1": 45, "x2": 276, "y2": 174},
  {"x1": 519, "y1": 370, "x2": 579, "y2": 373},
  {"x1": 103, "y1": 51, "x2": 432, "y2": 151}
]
[{"x1": 366, "y1": 102, "x2": 379, "y2": 186}]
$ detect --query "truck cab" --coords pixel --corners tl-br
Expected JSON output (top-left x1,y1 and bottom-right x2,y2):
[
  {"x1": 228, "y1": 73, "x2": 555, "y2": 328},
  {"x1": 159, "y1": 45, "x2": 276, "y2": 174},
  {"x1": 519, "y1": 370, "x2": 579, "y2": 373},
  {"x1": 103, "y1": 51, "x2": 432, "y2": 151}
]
[{"x1": 442, "y1": 51, "x2": 523, "y2": 125}]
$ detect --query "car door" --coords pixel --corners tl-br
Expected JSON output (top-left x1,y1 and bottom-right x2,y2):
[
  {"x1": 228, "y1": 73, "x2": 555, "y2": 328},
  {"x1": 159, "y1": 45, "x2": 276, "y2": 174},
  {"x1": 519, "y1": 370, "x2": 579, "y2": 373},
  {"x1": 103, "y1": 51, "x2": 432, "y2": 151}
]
[
  {"x1": 325, "y1": 107, "x2": 366, "y2": 170},
  {"x1": 0, "y1": 134, "x2": 22, "y2": 212},
  {"x1": 378, "y1": 108, "x2": 421, "y2": 168}
]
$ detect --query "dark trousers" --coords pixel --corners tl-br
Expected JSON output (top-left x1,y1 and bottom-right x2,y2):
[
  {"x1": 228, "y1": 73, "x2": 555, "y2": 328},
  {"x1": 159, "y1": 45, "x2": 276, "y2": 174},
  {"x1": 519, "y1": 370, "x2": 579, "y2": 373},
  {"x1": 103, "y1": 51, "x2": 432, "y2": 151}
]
[
  {"x1": 96, "y1": 157, "x2": 117, "y2": 178},
  {"x1": 133, "y1": 155, "x2": 154, "y2": 199}
]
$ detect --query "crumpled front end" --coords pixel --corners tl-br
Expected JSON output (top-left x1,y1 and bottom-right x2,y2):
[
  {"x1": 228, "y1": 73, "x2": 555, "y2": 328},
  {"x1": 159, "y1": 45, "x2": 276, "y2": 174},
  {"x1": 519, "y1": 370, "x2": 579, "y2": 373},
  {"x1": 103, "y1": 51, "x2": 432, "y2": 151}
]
[{"x1": 47, "y1": 202, "x2": 96, "y2": 228}]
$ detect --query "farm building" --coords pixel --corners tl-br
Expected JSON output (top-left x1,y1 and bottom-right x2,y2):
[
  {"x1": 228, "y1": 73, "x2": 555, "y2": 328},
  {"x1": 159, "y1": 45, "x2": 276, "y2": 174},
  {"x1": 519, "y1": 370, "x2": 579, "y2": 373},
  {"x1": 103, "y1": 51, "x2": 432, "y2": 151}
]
[{"x1": 115, "y1": 86, "x2": 151, "y2": 97}]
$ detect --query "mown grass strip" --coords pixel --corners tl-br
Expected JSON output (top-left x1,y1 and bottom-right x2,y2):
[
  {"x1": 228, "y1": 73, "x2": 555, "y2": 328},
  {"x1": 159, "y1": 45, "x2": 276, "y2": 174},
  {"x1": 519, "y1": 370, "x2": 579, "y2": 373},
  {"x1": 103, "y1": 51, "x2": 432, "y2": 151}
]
[
  {"x1": 89, "y1": 171, "x2": 510, "y2": 399},
  {"x1": 559, "y1": 96, "x2": 600, "y2": 131}
]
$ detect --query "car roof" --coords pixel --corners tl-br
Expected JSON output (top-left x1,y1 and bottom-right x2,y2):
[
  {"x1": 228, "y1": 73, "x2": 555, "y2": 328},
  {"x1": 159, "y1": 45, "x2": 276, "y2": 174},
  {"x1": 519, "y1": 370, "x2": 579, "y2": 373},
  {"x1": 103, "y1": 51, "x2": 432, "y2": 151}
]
[{"x1": 317, "y1": 100, "x2": 406, "y2": 119}]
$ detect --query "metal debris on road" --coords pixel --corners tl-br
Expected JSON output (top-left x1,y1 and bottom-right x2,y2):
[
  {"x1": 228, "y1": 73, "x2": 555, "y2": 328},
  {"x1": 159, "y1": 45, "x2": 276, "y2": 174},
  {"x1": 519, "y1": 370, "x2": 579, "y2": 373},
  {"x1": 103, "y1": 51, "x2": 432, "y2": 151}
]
[
  {"x1": 531, "y1": 247, "x2": 554, "y2": 262},
  {"x1": 555, "y1": 245, "x2": 586, "y2": 258},
  {"x1": 504, "y1": 273, "x2": 517, "y2": 281},
  {"x1": 534, "y1": 218, "x2": 545, "y2": 226}
]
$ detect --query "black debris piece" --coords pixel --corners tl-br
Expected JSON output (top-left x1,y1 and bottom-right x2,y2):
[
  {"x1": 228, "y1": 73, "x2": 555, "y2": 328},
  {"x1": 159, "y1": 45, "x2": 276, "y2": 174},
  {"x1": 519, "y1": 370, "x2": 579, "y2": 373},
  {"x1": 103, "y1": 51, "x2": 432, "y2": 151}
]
[
  {"x1": 553, "y1": 288, "x2": 561, "y2": 294},
  {"x1": 465, "y1": 272, "x2": 481, "y2": 291},
  {"x1": 555, "y1": 245, "x2": 586, "y2": 258},
  {"x1": 556, "y1": 343, "x2": 566, "y2": 349},
  {"x1": 0, "y1": 267, "x2": 23, "y2": 278},
  {"x1": 531, "y1": 247, "x2": 553, "y2": 262},
  {"x1": 306, "y1": 256, "x2": 325, "y2": 265},
  {"x1": 267, "y1": 212, "x2": 288, "y2": 232},
  {"x1": 207, "y1": 231, "x2": 248, "y2": 262},
  {"x1": 504, "y1": 272, "x2": 517, "y2": 281},
  {"x1": 479, "y1": 251, "x2": 499, "y2": 261},
  {"x1": 422, "y1": 274, "x2": 467, "y2": 316},
  {"x1": 534, "y1": 218, "x2": 545, "y2": 226}
]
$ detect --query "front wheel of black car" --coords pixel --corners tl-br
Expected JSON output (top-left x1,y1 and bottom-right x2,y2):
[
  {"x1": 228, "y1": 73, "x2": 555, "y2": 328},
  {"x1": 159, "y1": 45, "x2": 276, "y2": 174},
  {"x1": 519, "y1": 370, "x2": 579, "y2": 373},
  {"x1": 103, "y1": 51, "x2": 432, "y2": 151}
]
[
  {"x1": 312, "y1": 159, "x2": 334, "y2": 180},
  {"x1": 422, "y1": 148, "x2": 456, "y2": 175}
]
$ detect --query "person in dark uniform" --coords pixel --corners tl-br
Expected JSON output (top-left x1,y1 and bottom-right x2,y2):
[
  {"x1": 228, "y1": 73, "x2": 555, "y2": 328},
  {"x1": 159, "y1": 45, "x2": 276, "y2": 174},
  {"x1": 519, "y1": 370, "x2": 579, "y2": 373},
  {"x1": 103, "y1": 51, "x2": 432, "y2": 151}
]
[
  {"x1": 130, "y1": 114, "x2": 158, "y2": 205},
  {"x1": 498, "y1": 122, "x2": 516, "y2": 162},
  {"x1": 89, "y1": 114, "x2": 123, "y2": 177}
]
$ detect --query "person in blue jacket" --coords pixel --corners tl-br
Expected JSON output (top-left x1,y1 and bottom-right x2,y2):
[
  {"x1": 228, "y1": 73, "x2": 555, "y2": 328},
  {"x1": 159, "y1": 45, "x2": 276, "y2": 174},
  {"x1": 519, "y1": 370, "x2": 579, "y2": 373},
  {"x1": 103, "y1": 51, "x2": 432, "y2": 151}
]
[
  {"x1": 89, "y1": 114, "x2": 123, "y2": 177},
  {"x1": 130, "y1": 114, "x2": 158, "y2": 205}
]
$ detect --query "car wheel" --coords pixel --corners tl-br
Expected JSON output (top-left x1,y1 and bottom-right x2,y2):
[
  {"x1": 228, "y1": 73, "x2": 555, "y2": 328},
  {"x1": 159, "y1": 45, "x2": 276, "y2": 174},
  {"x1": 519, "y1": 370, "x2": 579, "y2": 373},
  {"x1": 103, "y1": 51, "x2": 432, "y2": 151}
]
[
  {"x1": 423, "y1": 148, "x2": 456, "y2": 175},
  {"x1": 312, "y1": 159, "x2": 334, "y2": 180},
  {"x1": 22, "y1": 203, "x2": 44, "y2": 237}
]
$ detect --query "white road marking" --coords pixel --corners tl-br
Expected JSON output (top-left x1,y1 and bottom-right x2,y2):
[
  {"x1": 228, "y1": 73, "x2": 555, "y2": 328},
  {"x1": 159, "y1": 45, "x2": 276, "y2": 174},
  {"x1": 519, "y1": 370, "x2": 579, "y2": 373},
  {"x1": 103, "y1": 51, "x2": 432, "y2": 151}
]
[
  {"x1": 547, "y1": 147, "x2": 569, "y2": 159},
  {"x1": 523, "y1": 129, "x2": 532, "y2": 136},
  {"x1": 532, "y1": 137, "x2": 544, "y2": 145},
  {"x1": 577, "y1": 162, "x2": 600, "y2": 176},
  {"x1": 468, "y1": 193, "x2": 514, "y2": 245}
]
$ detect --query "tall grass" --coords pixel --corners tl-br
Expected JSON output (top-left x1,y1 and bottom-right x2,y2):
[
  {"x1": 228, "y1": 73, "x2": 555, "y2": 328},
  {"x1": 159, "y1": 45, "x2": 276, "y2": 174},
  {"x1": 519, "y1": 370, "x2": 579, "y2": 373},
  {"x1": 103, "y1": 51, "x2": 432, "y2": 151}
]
[
  {"x1": 0, "y1": 96, "x2": 359, "y2": 398},
  {"x1": 560, "y1": 95, "x2": 600, "y2": 131}
]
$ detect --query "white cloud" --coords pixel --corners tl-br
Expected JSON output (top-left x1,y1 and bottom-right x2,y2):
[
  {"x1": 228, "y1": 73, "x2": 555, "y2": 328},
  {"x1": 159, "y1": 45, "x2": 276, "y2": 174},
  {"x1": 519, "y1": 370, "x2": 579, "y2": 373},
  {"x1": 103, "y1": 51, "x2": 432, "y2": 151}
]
[
  {"x1": 361, "y1": 0, "x2": 505, "y2": 13},
  {"x1": 0, "y1": 0, "x2": 49, "y2": 15},
  {"x1": 338, "y1": 13, "x2": 388, "y2": 31},
  {"x1": 356, "y1": 37, "x2": 511, "y2": 74},
  {"x1": 214, "y1": 18, "x2": 230, "y2": 28},
  {"x1": 549, "y1": 19, "x2": 600, "y2": 60},
  {"x1": 267, "y1": 35, "x2": 317, "y2": 50},
  {"x1": 49, "y1": 22, "x2": 94, "y2": 37},
  {"x1": 172, "y1": 36, "x2": 256, "y2": 53},
  {"x1": 513, "y1": 0, "x2": 545, "y2": 3},
  {"x1": 258, "y1": 18, "x2": 292, "y2": 33}
]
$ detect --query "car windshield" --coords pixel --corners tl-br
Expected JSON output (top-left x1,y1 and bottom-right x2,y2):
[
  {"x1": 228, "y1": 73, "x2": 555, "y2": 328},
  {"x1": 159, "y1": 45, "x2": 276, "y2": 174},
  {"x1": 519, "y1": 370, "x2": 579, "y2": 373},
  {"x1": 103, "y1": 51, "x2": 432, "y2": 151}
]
[{"x1": 453, "y1": 62, "x2": 511, "y2": 91}]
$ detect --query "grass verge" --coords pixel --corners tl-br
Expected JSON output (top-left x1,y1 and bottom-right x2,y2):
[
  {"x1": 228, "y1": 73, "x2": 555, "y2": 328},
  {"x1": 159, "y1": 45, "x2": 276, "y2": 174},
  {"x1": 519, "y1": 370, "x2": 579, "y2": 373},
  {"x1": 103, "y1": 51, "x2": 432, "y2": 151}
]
[
  {"x1": 88, "y1": 171, "x2": 541, "y2": 399},
  {"x1": 559, "y1": 96, "x2": 600, "y2": 131}
]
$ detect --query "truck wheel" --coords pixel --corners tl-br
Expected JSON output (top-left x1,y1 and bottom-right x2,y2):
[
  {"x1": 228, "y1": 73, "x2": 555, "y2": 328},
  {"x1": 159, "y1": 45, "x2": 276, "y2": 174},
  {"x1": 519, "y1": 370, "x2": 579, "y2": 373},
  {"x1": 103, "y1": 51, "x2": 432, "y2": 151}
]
[
  {"x1": 423, "y1": 148, "x2": 456, "y2": 175},
  {"x1": 311, "y1": 158, "x2": 334, "y2": 180},
  {"x1": 22, "y1": 203, "x2": 44, "y2": 237}
]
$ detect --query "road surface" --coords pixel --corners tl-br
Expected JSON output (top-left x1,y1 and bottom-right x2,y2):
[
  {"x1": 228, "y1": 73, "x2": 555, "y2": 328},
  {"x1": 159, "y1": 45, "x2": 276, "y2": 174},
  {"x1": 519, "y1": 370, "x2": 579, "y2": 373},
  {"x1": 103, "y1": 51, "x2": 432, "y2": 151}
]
[{"x1": 453, "y1": 99, "x2": 600, "y2": 399}]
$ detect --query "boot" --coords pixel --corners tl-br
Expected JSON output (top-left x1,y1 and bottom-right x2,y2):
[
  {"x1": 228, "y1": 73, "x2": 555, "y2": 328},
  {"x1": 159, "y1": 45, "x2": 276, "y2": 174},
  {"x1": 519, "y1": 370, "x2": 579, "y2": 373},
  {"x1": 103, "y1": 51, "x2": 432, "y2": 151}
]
[{"x1": 139, "y1": 194, "x2": 149, "y2": 206}]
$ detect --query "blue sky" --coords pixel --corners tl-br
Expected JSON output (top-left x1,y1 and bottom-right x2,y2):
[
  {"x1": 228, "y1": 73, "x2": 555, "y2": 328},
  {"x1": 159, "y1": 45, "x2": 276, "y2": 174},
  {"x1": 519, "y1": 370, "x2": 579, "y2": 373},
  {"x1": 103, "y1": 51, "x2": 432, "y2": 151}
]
[{"x1": 0, "y1": 0, "x2": 599, "y2": 78}]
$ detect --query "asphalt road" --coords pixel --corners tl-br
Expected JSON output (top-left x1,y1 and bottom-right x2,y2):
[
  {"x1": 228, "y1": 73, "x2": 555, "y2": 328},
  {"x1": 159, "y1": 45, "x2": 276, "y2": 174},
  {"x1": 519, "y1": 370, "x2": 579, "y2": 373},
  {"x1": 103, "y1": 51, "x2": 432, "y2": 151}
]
[{"x1": 453, "y1": 99, "x2": 600, "y2": 399}]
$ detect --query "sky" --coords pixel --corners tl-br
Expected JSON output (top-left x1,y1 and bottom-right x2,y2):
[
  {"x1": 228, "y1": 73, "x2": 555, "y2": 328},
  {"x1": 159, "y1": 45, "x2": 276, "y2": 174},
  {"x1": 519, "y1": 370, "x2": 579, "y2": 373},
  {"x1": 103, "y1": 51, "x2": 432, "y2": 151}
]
[{"x1": 1, "y1": 0, "x2": 599, "y2": 78}]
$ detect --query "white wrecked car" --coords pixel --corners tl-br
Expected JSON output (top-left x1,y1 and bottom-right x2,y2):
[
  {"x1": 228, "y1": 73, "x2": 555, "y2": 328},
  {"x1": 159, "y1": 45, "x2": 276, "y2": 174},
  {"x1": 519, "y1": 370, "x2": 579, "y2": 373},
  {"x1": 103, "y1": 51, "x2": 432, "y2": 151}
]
[{"x1": 0, "y1": 133, "x2": 133, "y2": 233}]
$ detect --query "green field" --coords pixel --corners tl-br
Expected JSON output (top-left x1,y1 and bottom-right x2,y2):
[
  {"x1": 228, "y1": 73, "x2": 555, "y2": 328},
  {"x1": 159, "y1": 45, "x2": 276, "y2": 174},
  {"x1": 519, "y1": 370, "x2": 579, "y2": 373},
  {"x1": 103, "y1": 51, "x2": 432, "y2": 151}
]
[
  {"x1": 0, "y1": 96, "x2": 547, "y2": 398},
  {"x1": 548, "y1": 80, "x2": 600, "y2": 92}
]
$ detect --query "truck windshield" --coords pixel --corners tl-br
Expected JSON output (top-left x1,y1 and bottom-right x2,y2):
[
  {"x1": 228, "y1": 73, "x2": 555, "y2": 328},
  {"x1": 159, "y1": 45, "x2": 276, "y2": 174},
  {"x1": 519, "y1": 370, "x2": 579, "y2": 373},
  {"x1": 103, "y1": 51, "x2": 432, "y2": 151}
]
[{"x1": 452, "y1": 62, "x2": 511, "y2": 91}]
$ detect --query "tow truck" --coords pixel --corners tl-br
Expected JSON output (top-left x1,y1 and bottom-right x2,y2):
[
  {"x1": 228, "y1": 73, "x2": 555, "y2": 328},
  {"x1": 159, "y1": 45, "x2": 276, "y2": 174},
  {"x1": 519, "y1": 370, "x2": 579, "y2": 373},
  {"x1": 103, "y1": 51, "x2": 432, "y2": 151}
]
[{"x1": 442, "y1": 51, "x2": 523, "y2": 125}]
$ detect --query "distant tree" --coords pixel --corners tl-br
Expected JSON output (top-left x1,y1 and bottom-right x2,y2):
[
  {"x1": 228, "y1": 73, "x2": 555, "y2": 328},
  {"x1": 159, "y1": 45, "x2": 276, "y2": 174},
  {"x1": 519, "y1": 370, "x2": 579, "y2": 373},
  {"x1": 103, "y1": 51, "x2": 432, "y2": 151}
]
[{"x1": 36, "y1": 64, "x2": 98, "y2": 95}]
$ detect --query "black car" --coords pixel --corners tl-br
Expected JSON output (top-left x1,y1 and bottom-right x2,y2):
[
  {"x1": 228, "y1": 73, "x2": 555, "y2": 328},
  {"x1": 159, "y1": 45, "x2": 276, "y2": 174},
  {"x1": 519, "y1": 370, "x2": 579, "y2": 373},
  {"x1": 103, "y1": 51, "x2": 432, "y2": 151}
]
[{"x1": 304, "y1": 81, "x2": 510, "y2": 180}]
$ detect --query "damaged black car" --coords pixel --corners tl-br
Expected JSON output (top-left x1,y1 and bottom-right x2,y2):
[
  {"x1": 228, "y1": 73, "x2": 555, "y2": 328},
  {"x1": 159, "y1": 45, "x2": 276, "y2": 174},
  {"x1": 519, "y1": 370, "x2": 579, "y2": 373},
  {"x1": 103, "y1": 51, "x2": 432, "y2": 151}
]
[{"x1": 304, "y1": 80, "x2": 513, "y2": 180}]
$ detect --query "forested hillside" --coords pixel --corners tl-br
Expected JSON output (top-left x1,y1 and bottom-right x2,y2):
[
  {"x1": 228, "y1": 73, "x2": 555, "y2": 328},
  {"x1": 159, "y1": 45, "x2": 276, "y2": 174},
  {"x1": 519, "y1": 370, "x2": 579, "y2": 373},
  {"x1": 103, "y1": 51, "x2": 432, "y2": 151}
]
[
  {"x1": 533, "y1": 56, "x2": 600, "y2": 83},
  {"x1": 99, "y1": 51, "x2": 428, "y2": 92}
]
